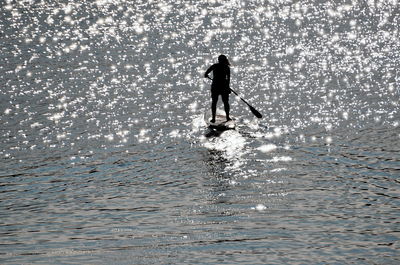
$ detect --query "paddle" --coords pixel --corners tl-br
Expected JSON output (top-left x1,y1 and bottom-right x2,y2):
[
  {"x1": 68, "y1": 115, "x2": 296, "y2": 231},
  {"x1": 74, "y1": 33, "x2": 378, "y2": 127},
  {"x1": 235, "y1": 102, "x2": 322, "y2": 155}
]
[
  {"x1": 207, "y1": 77, "x2": 262, "y2": 119},
  {"x1": 229, "y1": 88, "x2": 262, "y2": 119}
]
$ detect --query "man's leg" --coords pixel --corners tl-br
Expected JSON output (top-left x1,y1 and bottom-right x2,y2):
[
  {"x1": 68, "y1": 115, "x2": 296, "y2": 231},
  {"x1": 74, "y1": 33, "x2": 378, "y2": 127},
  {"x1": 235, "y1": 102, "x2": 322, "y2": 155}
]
[
  {"x1": 222, "y1": 93, "x2": 231, "y2": 121},
  {"x1": 211, "y1": 92, "x2": 219, "y2": 123}
]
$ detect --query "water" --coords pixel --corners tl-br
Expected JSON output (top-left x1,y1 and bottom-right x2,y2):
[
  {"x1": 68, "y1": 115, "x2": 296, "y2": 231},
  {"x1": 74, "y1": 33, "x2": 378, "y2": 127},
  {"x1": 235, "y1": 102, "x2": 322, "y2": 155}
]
[{"x1": 1, "y1": 1, "x2": 399, "y2": 264}]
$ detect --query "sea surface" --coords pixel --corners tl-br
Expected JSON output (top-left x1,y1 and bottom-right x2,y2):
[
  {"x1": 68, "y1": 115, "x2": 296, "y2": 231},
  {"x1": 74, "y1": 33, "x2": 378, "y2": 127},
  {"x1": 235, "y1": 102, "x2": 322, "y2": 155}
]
[{"x1": 1, "y1": 1, "x2": 399, "y2": 264}]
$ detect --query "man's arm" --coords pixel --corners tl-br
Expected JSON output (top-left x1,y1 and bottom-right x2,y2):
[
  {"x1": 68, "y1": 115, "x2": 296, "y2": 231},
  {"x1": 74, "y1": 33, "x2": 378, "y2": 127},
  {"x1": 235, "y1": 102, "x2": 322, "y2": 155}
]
[{"x1": 204, "y1": 64, "x2": 214, "y2": 78}]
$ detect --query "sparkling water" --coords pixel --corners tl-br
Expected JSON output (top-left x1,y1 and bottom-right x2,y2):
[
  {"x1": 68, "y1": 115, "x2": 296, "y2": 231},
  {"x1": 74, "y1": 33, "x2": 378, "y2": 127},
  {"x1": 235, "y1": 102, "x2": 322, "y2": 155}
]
[{"x1": 1, "y1": 1, "x2": 399, "y2": 264}]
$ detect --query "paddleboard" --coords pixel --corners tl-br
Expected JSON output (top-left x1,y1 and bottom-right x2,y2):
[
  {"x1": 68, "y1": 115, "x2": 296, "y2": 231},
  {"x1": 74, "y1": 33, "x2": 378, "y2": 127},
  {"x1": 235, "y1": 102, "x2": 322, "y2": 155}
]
[{"x1": 206, "y1": 114, "x2": 236, "y2": 131}]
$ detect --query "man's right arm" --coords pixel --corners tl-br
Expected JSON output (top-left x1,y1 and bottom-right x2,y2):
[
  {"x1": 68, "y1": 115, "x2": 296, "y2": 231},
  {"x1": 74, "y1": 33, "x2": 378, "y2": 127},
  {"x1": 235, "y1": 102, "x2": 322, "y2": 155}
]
[{"x1": 204, "y1": 64, "x2": 214, "y2": 79}]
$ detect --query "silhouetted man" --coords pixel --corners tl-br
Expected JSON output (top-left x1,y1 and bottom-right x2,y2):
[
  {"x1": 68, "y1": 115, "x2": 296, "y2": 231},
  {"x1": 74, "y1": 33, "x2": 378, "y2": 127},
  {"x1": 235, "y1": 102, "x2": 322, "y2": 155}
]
[{"x1": 204, "y1": 55, "x2": 231, "y2": 123}]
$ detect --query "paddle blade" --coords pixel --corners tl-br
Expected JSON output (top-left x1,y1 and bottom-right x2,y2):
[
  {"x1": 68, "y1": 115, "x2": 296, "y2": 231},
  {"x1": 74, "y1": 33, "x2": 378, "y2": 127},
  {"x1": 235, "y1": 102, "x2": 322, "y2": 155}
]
[{"x1": 249, "y1": 105, "x2": 262, "y2": 119}]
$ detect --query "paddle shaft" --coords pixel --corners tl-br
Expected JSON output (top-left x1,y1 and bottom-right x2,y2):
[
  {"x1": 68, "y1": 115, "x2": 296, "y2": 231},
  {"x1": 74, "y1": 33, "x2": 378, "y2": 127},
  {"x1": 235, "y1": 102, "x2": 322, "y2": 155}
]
[{"x1": 229, "y1": 88, "x2": 251, "y2": 108}]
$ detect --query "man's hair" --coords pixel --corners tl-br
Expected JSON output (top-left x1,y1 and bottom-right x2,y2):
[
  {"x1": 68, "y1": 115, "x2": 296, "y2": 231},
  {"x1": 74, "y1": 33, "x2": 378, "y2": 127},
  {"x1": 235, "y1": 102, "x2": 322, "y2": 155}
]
[{"x1": 218, "y1": 55, "x2": 230, "y2": 66}]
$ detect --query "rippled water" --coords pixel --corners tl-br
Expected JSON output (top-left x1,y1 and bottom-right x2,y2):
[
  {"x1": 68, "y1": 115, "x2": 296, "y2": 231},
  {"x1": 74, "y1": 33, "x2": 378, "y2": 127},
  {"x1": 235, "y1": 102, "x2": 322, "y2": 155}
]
[{"x1": 1, "y1": 1, "x2": 399, "y2": 264}]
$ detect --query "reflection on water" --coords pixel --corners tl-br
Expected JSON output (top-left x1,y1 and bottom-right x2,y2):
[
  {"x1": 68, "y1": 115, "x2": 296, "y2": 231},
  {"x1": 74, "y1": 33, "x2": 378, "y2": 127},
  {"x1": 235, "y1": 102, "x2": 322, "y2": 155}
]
[{"x1": 1, "y1": 0, "x2": 400, "y2": 264}]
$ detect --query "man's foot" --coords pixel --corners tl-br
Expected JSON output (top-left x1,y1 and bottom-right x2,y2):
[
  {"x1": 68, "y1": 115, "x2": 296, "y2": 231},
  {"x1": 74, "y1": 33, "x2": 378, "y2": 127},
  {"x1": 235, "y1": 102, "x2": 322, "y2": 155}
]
[{"x1": 210, "y1": 119, "x2": 215, "y2": 123}]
